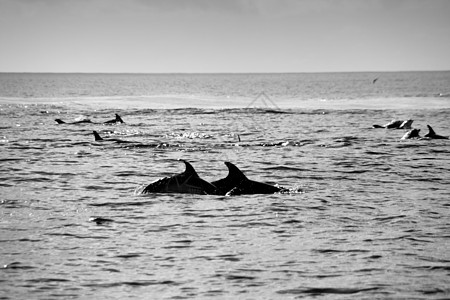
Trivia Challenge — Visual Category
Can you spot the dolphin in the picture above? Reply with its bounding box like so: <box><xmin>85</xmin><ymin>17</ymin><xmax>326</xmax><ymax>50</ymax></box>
<box><xmin>211</xmin><ymin>162</ymin><xmax>286</xmax><ymax>196</ymax></box>
<box><xmin>55</xmin><ymin>118</ymin><xmax>92</xmax><ymax>124</ymax></box>
<box><xmin>93</xmin><ymin>131</ymin><xmax>178</xmax><ymax>148</ymax></box>
<box><xmin>401</xmin><ymin>128</ymin><xmax>421</xmax><ymax>140</ymax></box>
<box><xmin>423</xmin><ymin>125</ymin><xmax>448</xmax><ymax>139</ymax></box>
<box><xmin>140</xmin><ymin>160</ymin><xmax>217</xmax><ymax>195</ymax></box>
<box><xmin>103</xmin><ymin>114</ymin><xmax>125</xmax><ymax>124</ymax></box>
<box><xmin>373</xmin><ymin>119</ymin><xmax>413</xmax><ymax>129</ymax></box>
<box><xmin>55</xmin><ymin>114</ymin><xmax>124</xmax><ymax>124</ymax></box>
<box><xmin>93</xmin><ymin>131</ymin><xmax>111</xmax><ymax>142</ymax></box>
<box><xmin>92</xmin><ymin>131</ymin><xmax>135</xmax><ymax>144</ymax></box>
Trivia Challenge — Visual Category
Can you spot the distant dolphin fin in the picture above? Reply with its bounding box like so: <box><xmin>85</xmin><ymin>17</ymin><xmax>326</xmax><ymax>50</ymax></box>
<box><xmin>115</xmin><ymin>114</ymin><xmax>124</xmax><ymax>123</ymax></box>
<box><xmin>93</xmin><ymin>131</ymin><xmax>103</xmax><ymax>141</ymax></box>
<box><xmin>55</xmin><ymin>119</ymin><xmax>66</xmax><ymax>124</ymax></box>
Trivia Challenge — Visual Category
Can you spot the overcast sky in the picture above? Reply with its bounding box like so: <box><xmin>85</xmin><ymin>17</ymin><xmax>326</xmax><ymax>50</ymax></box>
<box><xmin>1</xmin><ymin>0</ymin><xmax>449</xmax><ymax>73</ymax></box>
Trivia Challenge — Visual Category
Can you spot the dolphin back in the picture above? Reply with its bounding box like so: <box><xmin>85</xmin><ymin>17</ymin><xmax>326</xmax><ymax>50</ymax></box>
<box><xmin>140</xmin><ymin>177</ymin><xmax>173</xmax><ymax>194</ymax></box>
<box><xmin>212</xmin><ymin>162</ymin><xmax>285</xmax><ymax>196</ymax></box>
<box><xmin>226</xmin><ymin>179</ymin><xmax>283</xmax><ymax>196</ymax></box>
<box><xmin>424</xmin><ymin>125</ymin><xmax>448</xmax><ymax>139</ymax></box>
<box><xmin>104</xmin><ymin>114</ymin><xmax>125</xmax><ymax>124</ymax></box>
<box><xmin>211</xmin><ymin>162</ymin><xmax>247</xmax><ymax>195</ymax></box>
<box><xmin>140</xmin><ymin>160</ymin><xmax>217</xmax><ymax>195</ymax></box>
<box><xmin>140</xmin><ymin>174</ymin><xmax>216</xmax><ymax>195</ymax></box>
<box><xmin>385</xmin><ymin>120</ymin><xmax>404</xmax><ymax>129</ymax></box>
<box><xmin>401</xmin><ymin>129</ymin><xmax>421</xmax><ymax>140</ymax></box>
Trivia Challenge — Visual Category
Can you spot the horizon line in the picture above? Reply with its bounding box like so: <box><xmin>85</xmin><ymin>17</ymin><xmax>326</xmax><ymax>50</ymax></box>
<box><xmin>1</xmin><ymin>69</ymin><xmax>449</xmax><ymax>75</ymax></box>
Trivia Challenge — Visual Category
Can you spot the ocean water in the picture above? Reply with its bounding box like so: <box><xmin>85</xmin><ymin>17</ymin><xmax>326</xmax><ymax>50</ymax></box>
<box><xmin>0</xmin><ymin>72</ymin><xmax>449</xmax><ymax>299</ymax></box>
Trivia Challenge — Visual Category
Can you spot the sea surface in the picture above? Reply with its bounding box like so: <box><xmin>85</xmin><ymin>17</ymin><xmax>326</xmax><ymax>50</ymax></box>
<box><xmin>0</xmin><ymin>72</ymin><xmax>449</xmax><ymax>299</ymax></box>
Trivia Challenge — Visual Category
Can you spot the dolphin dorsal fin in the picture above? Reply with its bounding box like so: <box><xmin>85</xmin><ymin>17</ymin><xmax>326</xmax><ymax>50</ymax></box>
<box><xmin>55</xmin><ymin>119</ymin><xmax>65</xmax><ymax>124</ymax></box>
<box><xmin>427</xmin><ymin>125</ymin><xmax>436</xmax><ymax>136</ymax></box>
<box><xmin>180</xmin><ymin>160</ymin><xmax>199</xmax><ymax>178</ymax></box>
<box><xmin>93</xmin><ymin>131</ymin><xmax>103</xmax><ymax>141</ymax></box>
<box><xmin>224</xmin><ymin>162</ymin><xmax>248</xmax><ymax>181</ymax></box>
<box><xmin>115</xmin><ymin>114</ymin><xmax>124</xmax><ymax>123</ymax></box>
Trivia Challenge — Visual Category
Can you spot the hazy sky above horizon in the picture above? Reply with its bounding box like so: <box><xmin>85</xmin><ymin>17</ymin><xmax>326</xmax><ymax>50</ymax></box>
<box><xmin>1</xmin><ymin>0</ymin><xmax>449</xmax><ymax>73</ymax></box>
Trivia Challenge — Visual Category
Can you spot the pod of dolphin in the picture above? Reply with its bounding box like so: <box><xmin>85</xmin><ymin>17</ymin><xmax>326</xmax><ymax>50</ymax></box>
<box><xmin>372</xmin><ymin>119</ymin><xmax>448</xmax><ymax>140</ymax></box>
<box><xmin>55</xmin><ymin>113</ymin><xmax>124</xmax><ymax>125</ymax></box>
<box><xmin>136</xmin><ymin>159</ymin><xmax>288</xmax><ymax>196</ymax></box>
<box><xmin>55</xmin><ymin>114</ymin><xmax>448</xmax><ymax>196</ymax></box>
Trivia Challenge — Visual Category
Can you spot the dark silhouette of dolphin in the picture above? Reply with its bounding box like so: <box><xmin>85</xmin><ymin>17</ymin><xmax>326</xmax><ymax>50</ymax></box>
<box><xmin>55</xmin><ymin>118</ymin><xmax>92</xmax><ymax>124</ymax></box>
<box><xmin>424</xmin><ymin>125</ymin><xmax>448</xmax><ymax>139</ymax></box>
<box><xmin>92</xmin><ymin>131</ymin><xmax>135</xmax><ymax>144</ymax></box>
<box><xmin>373</xmin><ymin>119</ymin><xmax>413</xmax><ymax>129</ymax></box>
<box><xmin>140</xmin><ymin>160</ymin><xmax>217</xmax><ymax>195</ymax></box>
<box><xmin>89</xmin><ymin>217</ymin><xmax>114</xmax><ymax>225</ymax></box>
<box><xmin>55</xmin><ymin>114</ymin><xmax>124</xmax><ymax>124</ymax></box>
<box><xmin>401</xmin><ymin>128</ymin><xmax>421</xmax><ymax>140</ymax></box>
<box><xmin>104</xmin><ymin>114</ymin><xmax>124</xmax><ymax>124</ymax></box>
<box><xmin>93</xmin><ymin>131</ymin><xmax>104</xmax><ymax>141</ymax></box>
<box><xmin>211</xmin><ymin>162</ymin><xmax>286</xmax><ymax>196</ymax></box>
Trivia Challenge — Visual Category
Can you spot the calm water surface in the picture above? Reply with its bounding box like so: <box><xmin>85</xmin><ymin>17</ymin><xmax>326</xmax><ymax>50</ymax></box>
<box><xmin>0</xmin><ymin>72</ymin><xmax>449</xmax><ymax>299</ymax></box>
